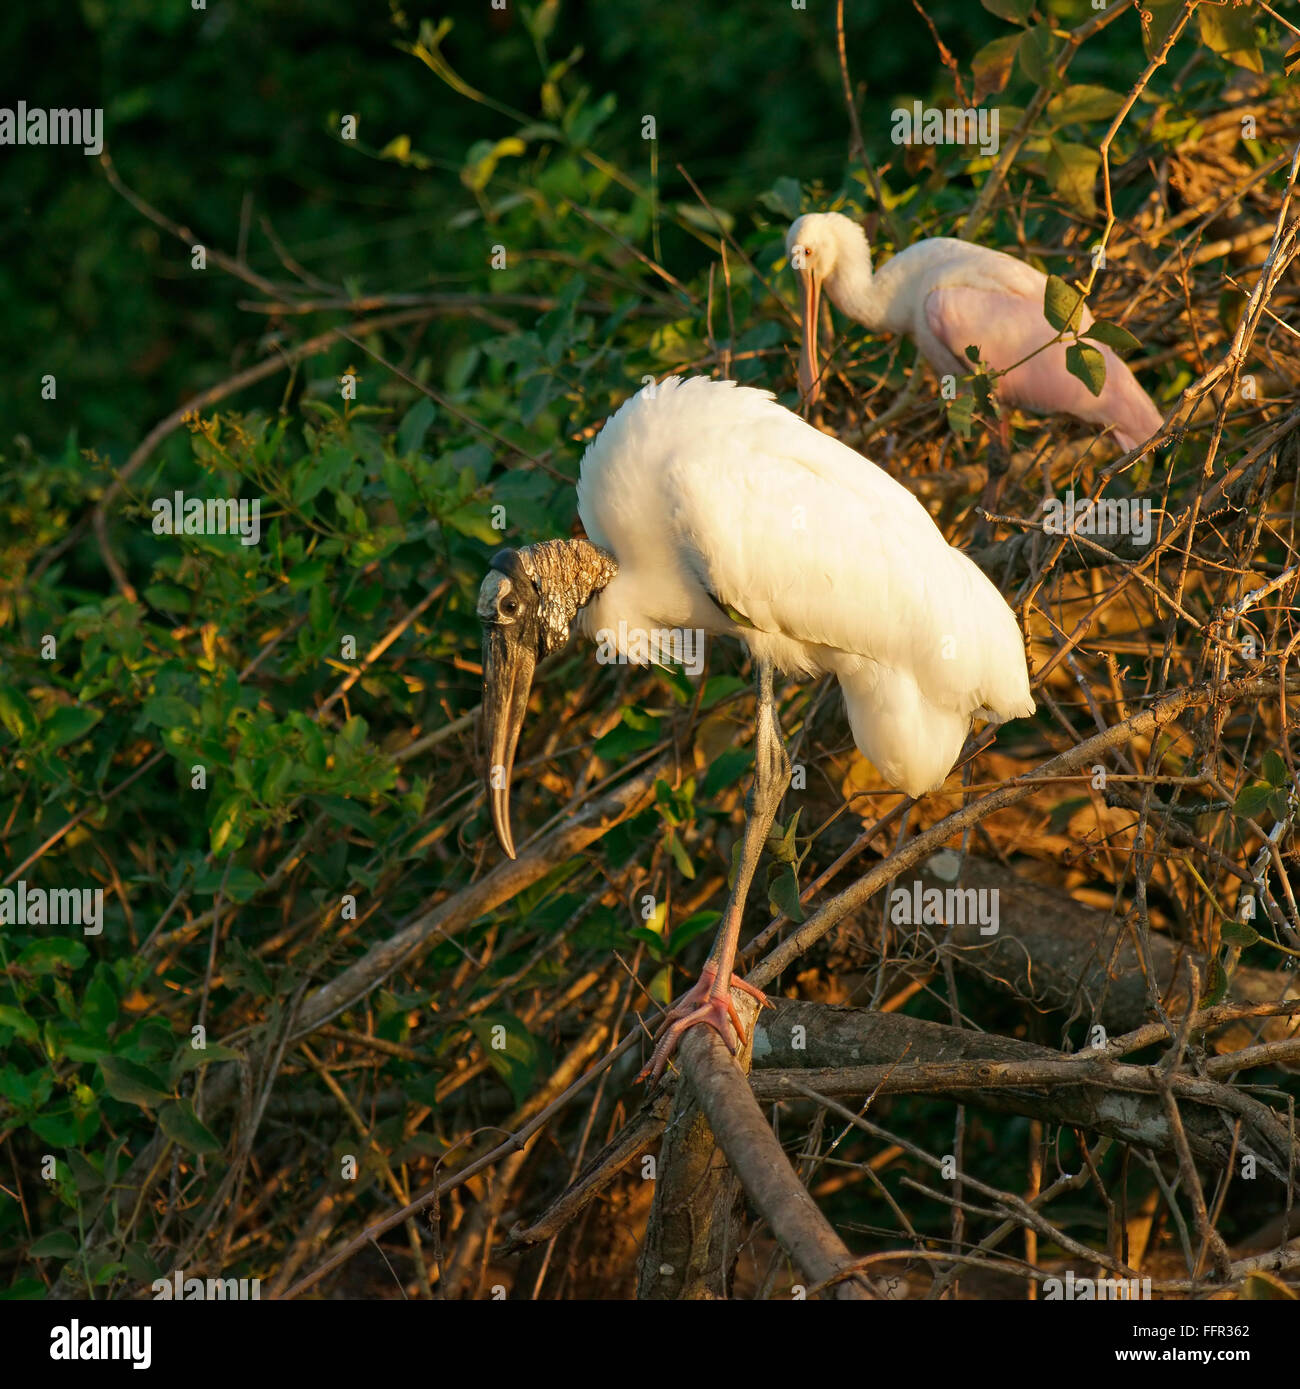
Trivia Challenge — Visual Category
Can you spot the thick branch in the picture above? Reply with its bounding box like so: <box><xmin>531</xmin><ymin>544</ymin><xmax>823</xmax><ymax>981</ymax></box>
<box><xmin>668</xmin><ymin>1026</ymin><xmax>873</xmax><ymax>1299</ymax></box>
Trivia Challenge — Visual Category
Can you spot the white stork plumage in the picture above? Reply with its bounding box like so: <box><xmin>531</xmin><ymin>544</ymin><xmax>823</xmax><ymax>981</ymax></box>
<box><xmin>477</xmin><ymin>375</ymin><xmax>1034</xmax><ymax>1077</ymax></box>
<box><xmin>786</xmin><ymin>211</ymin><xmax>1164</xmax><ymax>450</ymax></box>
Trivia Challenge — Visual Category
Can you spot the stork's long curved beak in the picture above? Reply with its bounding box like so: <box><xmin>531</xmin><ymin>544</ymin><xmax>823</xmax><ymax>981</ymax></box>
<box><xmin>481</xmin><ymin>622</ymin><xmax>537</xmax><ymax>860</ymax></box>
<box><xmin>797</xmin><ymin>265</ymin><xmax>823</xmax><ymax>410</ymax></box>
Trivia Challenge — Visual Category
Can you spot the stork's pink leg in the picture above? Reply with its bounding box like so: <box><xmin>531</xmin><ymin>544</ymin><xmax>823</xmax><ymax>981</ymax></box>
<box><xmin>639</xmin><ymin>656</ymin><xmax>788</xmax><ymax>1082</ymax></box>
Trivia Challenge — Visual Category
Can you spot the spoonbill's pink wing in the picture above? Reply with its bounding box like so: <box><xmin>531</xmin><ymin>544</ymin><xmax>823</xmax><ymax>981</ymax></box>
<box><xmin>924</xmin><ymin>285</ymin><xmax>1162</xmax><ymax>449</ymax></box>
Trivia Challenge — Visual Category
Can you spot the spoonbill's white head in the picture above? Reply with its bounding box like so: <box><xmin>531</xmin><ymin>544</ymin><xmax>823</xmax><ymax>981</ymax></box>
<box><xmin>785</xmin><ymin>212</ymin><xmax>872</xmax><ymax>408</ymax></box>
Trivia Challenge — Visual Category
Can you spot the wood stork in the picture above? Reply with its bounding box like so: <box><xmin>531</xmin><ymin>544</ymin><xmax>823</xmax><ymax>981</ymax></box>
<box><xmin>477</xmin><ymin>376</ymin><xmax>1034</xmax><ymax>1078</ymax></box>
<box><xmin>786</xmin><ymin>211</ymin><xmax>1163</xmax><ymax>449</ymax></box>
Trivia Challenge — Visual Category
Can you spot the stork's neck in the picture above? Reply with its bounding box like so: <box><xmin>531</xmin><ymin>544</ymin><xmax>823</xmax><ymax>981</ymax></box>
<box><xmin>517</xmin><ymin>538</ymin><xmax>618</xmax><ymax>655</ymax></box>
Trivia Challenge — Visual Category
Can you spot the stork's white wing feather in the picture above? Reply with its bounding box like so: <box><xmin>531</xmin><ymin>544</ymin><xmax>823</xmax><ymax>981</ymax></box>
<box><xmin>577</xmin><ymin>377</ymin><xmax>1032</xmax><ymax>723</ymax></box>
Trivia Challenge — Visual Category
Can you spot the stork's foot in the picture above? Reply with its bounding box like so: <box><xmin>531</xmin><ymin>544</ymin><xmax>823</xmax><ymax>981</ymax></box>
<box><xmin>637</xmin><ymin>966</ymin><xmax>772</xmax><ymax>1083</ymax></box>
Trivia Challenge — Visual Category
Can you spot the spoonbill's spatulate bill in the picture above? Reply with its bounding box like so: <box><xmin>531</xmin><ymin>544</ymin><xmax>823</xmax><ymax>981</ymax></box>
<box><xmin>787</xmin><ymin>211</ymin><xmax>1163</xmax><ymax>449</ymax></box>
<box><xmin>477</xmin><ymin>376</ymin><xmax>1034</xmax><ymax>1077</ymax></box>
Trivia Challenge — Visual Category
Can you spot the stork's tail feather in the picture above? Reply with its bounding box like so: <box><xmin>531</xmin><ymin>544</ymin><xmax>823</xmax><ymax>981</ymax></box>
<box><xmin>837</xmin><ymin>666</ymin><xmax>971</xmax><ymax>798</ymax></box>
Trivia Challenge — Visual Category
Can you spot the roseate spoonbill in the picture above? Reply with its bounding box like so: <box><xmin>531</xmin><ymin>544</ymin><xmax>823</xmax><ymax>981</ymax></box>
<box><xmin>786</xmin><ymin>211</ymin><xmax>1163</xmax><ymax>449</ymax></box>
<box><xmin>477</xmin><ymin>376</ymin><xmax>1034</xmax><ymax>1078</ymax></box>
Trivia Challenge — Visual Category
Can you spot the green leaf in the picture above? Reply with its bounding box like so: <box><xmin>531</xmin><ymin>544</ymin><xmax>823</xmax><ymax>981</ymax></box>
<box><xmin>945</xmin><ymin>393</ymin><xmax>975</xmax><ymax>440</ymax></box>
<box><xmin>81</xmin><ymin>967</ymin><xmax>118</xmax><ymax>1036</ymax></box>
<box><xmin>1261</xmin><ymin>750</ymin><xmax>1289</xmax><ymax>788</ymax></box>
<box><xmin>208</xmin><ymin>794</ymin><xmax>247</xmax><ymax>855</ymax></box>
<box><xmin>1233</xmin><ymin>782</ymin><xmax>1272</xmax><ymax>819</ymax></box>
<box><xmin>140</xmin><ymin>694</ymin><xmax>196</xmax><ymax>730</ymax></box>
<box><xmin>461</xmin><ymin>135</ymin><xmax>527</xmax><ymax>193</ymax></box>
<box><xmin>0</xmin><ymin>684</ymin><xmax>37</xmax><ymax>741</ymax></box>
<box><xmin>159</xmin><ymin>1099</ymin><xmax>221</xmax><ymax>1155</ymax></box>
<box><xmin>17</xmin><ymin>938</ymin><xmax>89</xmax><ymax>975</ymax></box>
<box><xmin>1046</xmin><ymin>142</ymin><xmax>1101</xmax><ymax>216</ymax></box>
<box><xmin>467</xmin><ymin>1014</ymin><xmax>538</xmax><ymax>1106</ymax></box>
<box><xmin>1198</xmin><ymin>959</ymin><xmax>1229</xmax><ymax>1008</ymax></box>
<box><xmin>594</xmin><ymin>707</ymin><xmax>664</xmax><ymax>760</ymax></box>
<box><xmin>1017</xmin><ymin>24</ymin><xmax>1060</xmax><ymax>87</ymax></box>
<box><xmin>766</xmin><ymin>809</ymin><xmax>802</xmax><ymax>867</ymax></box>
<box><xmin>29</xmin><ymin>1230</ymin><xmax>79</xmax><ymax>1259</ymax></box>
<box><xmin>647</xmin><ymin>965</ymin><xmax>673</xmax><ymax>1008</ymax></box>
<box><xmin>397</xmin><ymin>397</ymin><xmax>437</xmax><ymax>455</ymax></box>
<box><xmin>1046</xmin><ymin>84</ymin><xmax>1125</xmax><ymax>126</ymax></box>
<box><xmin>170</xmin><ymin>1042</ymin><xmax>243</xmax><ymax>1083</ymax></box>
<box><xmin>215</xmin><ymin>867</ymin><xmax>265</xmax><ymax>903</ymax></box>
<box><xmin>1220</xmin><ymin>921</ymin><xmax>1259</xmax><ymax>947</ymax></box>
<box><xmin>767</xmin><ymin>864</ymin><xmax>806</xmax><ymax>924</ymax></box>
<box><xmin>308</xmin><ymin>583</ymin><xmax>332</xmax><ymax>634</ymax></box>
<box><xmin>93</xmin><ymin>1260</ymin><xmax>127</xmax><ymax>1286</ymax></box>
<box><xmin>700</xmin><ymin>675</ymin><xmax>748</xmax><ymax>711</ymax></box>
<box><xmin>0</xmin><ymin>1063</ymin><xmax>52</xmax><ymax>1108</ymax></box>
<box><xmin>30</xmin><ymin>1108</ymin><xmax>93</xmax><ymax>1146</ymax></box>
<box><xmin>700</xmin><ymin>745</ymin><xmax>753</xmax><ymax>799</ymax></box>
<box><xmin>223</xmin><ymin>939</ymin><xmax>273</xmax><ymax>996</ymax></box>
<box><xmin>1065</xmin><ymin>342</ymin><xmax>1107</xmax><ymax>397</ymax></box>
<box><xmin>759</xmin><ymin>175</ymin><xmax>803</xmax><ymax>221</ymax></box>
<box><xmin>675</xmin><ymin>202</ymin><xmax>734</xmax><ymax>237</ymax></box>
<box><xmin>1042</xmin><ymin>278</ymin><xmax>1083</xmax><ymax>334</ymax></box>
<box><xmin>314</xmin><ymin>794</ymin><xmax>379</xmax><ymax>835</ymax></box>
<box><xmin>980</xmin><ymin>0</ymin><xmax>1033</xmax><ymax>22</ymax></box>
<box><xmin>66</xmin><ymin>1149</ymin><xmax>105</xmax><ymax>1195</ymax></box>
<box><xmin>664</xmin><ymin>829</ymin><xmax>696</xmax><ymax>881</ymax></box>
<box><xmin>628</xmin><ymin>926</ymin><xmax>666</xmax><ymax>959</ymax></box>
<box><xmin>124</xmin><ymin>1242</ymin><xmax>166</xmax><ymax>1285</ymax></box>
<box><xmin>1083</xmin><ymin>320</ymin><xmax>1141</xmax><ymax>356</ymax></box>
<box><xmin>667</xmin><ymin>911</ymin><xmax>720</xmax><ymax>958</ymax></box>
<box><xmin>42</xmin><ymin>705</ymin><xmax>103</xmax><ymax>750</ymax></box>
<box><xmin>971</xmin><ymin>33</ymin><xmax>1021</xmax><ymax>104</ymax></box>
<box><xmin>0</xmin><ymin>1006</ymin><xmax>39</xmax><ymax>1043</ymax></box>
<box><xmin>1141</xmin><ymin>0</ymin><xmax>1185</xmax><ymax>58</ymax></box>
<box><xmin>1242</xmin><ymin>1271</ymin><xmax>1298</xmax><ymax>1300</ymax></box>
<box><xmin>287</xmin><ymin>558</ymin><xmax>328</xmax><ymax>590</ymax></box>
<box><xmin>0</xmin><ymin>1278</ymin><xmax>47</xmax><ymax>1300</ymax></box>
<box><xmin>142</xmin><ymin>583</ymin><xmax>192</xmax><ymax>614</ymax></box>
<box><xmin>1197</xmin><ymin>4</ymin><xmax>1262</xmax><ymax>73</ymax></box>
<box><xmin>99</xmin><ymin>1056</ymin><xmax>172</xmax><ymax>1108</ymax></box>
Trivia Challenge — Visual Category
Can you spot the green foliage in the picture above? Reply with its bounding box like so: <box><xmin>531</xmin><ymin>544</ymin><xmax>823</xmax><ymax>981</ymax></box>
<box><xmin>1065</xmin><ymin>341</ymin><xmax>1107</xmax><ymax>396</ymax></box>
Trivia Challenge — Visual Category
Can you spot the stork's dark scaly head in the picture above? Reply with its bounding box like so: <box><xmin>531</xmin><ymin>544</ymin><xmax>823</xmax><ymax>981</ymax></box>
<box><xmin>477</xmin><ymin>539</ymin><xmax>618</xmax><ymax>859</ymax></box>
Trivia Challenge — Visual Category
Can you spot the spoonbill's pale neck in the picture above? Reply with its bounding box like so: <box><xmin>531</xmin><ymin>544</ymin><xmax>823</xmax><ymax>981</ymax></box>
<box><xmin>477</xmin><ymin>539</ymin><xmax>617</xmax><ymax>859</ymax></box>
